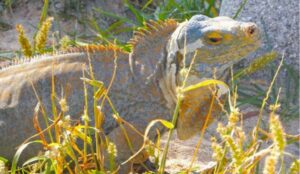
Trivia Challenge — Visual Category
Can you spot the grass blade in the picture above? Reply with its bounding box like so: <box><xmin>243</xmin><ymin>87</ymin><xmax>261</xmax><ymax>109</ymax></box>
<box><xmin>125</xmin><ymin>0</ymin><xmax>146</xmax><ymax>26</ymax></box>
<box><xmin>11</xmin><ymin>140</ymin><xmax>43</xmax><ymax>174</ymax></box>
<box><xmin>233</xmin><ymin>0</ymin><xmax>248</xmax><ymax>19</ymax></box>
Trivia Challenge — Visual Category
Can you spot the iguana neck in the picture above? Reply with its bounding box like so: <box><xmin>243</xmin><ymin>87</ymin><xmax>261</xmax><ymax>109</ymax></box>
<box><xmin>145</xmin><ymin>40</ymin><xmax>180</xmax><ymax>110</ymax></box>
<box><xmin>149</xmin><ymin>22</ymin><xmax>187</xmax><ymax>109</ymax></box>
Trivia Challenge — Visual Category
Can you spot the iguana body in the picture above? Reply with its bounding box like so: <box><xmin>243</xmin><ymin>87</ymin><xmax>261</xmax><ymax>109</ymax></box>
<box><xmin>0</xmin><ymin>15</ymin><xmax>260</xmax><ymax>172</ymax></box>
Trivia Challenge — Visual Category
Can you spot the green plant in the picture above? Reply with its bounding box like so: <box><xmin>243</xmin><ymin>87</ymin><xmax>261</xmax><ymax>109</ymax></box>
<box><xmin>88</xmin><ymin>0</ymin><xmax>220</xmax><ymax>50</ymax></box>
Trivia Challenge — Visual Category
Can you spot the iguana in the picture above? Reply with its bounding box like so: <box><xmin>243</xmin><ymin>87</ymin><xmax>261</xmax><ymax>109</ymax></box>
<box><xmin>0</xmin><ymin>15</ymin><xmax>260</xmax><ymax>172</ymax></box>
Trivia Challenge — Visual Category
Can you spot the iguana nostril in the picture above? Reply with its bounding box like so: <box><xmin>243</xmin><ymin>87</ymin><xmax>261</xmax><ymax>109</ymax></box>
<box><xmin>248</xmin><ymin>26</ymin><xmax>256</xmax><ymax>35</ymax></box>
<box><xmin>246</xmin><ymin>24</ymin><xmax>257</xmax><ymax>36</ymax></box>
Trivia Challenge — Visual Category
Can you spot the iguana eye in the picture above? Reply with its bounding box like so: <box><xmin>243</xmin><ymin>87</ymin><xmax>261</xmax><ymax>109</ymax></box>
<box><xmin>209</xmin><ymin>37</ymin><xmax>222</xmax><ymax>43</ymax></box>
<box><xmin>206</xmin><ymin>32</ymin><xmax>223</xmax><ymax>45</ymax></box>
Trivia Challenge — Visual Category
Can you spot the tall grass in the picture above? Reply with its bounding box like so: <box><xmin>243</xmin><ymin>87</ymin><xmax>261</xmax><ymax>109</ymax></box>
<box><xmin>5</xmin><ymin>46</ymin><xmax>299</xmax><ymax>174</ymax></box>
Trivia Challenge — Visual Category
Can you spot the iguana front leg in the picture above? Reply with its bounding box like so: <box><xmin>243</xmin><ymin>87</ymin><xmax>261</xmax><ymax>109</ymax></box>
<box><xmin>177</xmin><ymin>85</ymin><xmax>226</xmax><ymax>140</ymax></box>
<box><xmin>106</xmin><ymin>124</ymin><xmax>149</xmax><ymax>173</ymax></box>
<box><xmin>105</xmin><ymin>119</ymin><xmax>157</xmax><ymax>173</ymax></box>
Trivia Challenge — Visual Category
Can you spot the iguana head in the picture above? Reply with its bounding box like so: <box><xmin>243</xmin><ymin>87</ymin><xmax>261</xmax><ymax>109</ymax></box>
<box><xmin>161</xmin><ymin>14</ymin><xmax>261</xmax><ymax>106</ymax></box>
<box><xmin>158</xmin><ymin>15</ymin><xmax>261</xmax><ymax>139</ymax></box>
<box><xmin>172</xmin><ymin>15</ymin><xmax>260</xmax><ymax>64</ymax></box>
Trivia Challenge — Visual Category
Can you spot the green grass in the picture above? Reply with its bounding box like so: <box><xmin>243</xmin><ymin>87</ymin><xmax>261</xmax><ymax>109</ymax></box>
<box><xmin>49</xmin><ymin>0</ymin><xmax>220</xmax><ymax>50</ymax></box>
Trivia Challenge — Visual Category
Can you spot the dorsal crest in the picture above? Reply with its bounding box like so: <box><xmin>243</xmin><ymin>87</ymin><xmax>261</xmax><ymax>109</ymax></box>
<box><xmin>66</xmin><ymin>44</ymin><xmax>127</xmax><ymax>54</ymax></box>
<box><xmin>0</xmin><ymin>44</ymin><xmax>127</xmax><ymax>71</ymax></box>
<box><xmin>128</xmin><ymin>19</ymin><xmax>178</xmax><ymax>47</ymax></box>
<box><xmin>128</xmin><ymin>19</ymin><xmax>178</xmax><ymax>80</ymax></box>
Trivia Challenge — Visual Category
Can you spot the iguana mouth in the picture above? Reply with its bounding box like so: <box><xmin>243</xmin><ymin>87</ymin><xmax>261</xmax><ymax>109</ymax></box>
<box><xmin>178</xmin><ymin>42</ymin><xmax>260</xmax><ymax>87</ymax></box>
<box><xmin>180</xmin><ymin>36</ymin><xmax>260</xmax><ymax>73</ymax></box>
<box><xmin>196</xmin><ymin>37</ymin><xmax>260</xmax><ymax>63</ymax></box>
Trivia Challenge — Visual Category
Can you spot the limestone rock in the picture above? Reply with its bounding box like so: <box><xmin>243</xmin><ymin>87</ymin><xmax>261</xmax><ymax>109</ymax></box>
<box><xmin>220</xmin><ymin>0</ymin><xmax>299</xmax><ymax>97</ymax></box>
<box><xmin>221</xmin><ymin>0</ymin><xmax>299</xmax><ymax>65</ymax></box>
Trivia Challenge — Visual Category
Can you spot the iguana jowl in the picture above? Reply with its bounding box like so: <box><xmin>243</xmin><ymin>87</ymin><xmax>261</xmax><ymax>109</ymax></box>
<box><xmin>0</xmin><ymin>15</ymin><xmax>260</xmax><ymax>169</ymax></box>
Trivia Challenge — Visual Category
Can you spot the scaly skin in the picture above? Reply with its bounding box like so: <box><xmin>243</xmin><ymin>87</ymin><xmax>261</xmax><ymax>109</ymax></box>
<box><xmin>0</xmin><ymin>15</ymin><xmax>260</xmax><ymax>172</ymax></box>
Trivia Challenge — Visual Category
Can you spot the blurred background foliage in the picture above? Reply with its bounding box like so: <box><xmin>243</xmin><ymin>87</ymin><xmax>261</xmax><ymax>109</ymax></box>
<box><xmin>0</xmin><ymin>0</ymin><xmax>221</xmax><ymax>48</ymax></box>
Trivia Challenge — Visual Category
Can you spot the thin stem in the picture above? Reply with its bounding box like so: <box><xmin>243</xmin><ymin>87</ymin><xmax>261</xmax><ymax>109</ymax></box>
<box><xmin>187</xmin><ymin>92</ymin><xmax>217</xmax><ymax>172</ymax></box>
<box><xmin>254</xmin><ymin>53</ymin><xmax>284</xmax><ymax>140</ymax></box>
<box><xmin>158</xmin><ymin>98</ymin><xmax>181</xmax><ymax>173</ymax></box>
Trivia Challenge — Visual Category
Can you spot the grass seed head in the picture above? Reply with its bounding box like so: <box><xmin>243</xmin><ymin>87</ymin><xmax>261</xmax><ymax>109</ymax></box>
<box><xmin>235</xmin><ymin>127</ymin><xmax>246</xmax><ymax>145</ymax></box>
<box><xmin>35</xmin><ymin>17</ymin><xmax>53</xmax><ymax>54</ymax></box>
<box><xmin>58</xmin><ymin>115</ymin><xmax>71</xmax><ymax>128</ymax></box>
<box><xmin>107</xmin><ymin>142</ymin><xmax>118</xmax><ymax>158</ymax></box>
<box><xmin>59</xmin><ymin>35</ymin><xmax>72</xmax><ymax>50</ymax></box>
<box><xmin>245</xmin><ymin>51</ymin><xmax>277</xmax><ymax>75</ymax></box>
<box><xmin>224</xmin><ymin>135</ymin><xmax>243</xmax><ymax>167</ymax></box>
<box><xmin>81</xmin><ymin>114</ymin><xmax>90</xmax><ymax>122</ymax></box>
<box><xmin>269</xmin><ymin>114</ymin><xmax>286</xmax><ymax>153</ymax></box>
<box><xmin>217</xmin><ymin>122</ymin><xmax>227</xmax><ymax>136</ymax></box>
<box><xmin>263</xmin><ymin>152</ymin><xmax>279</xmax><ymax>174</ymax></box>
<box><xmin>269</xmin><ymin>103</ymin><xmax>281</xmax><ymax>112</ymax></box>
<box><xmin>59</xmin><ymin>98</ymin><xmax>69</xmax><ymax>112</ymax></box>
<box><xmin>211</xmin><ymin>137</ymin><xmax>224</xmax><ymax>161</ymax></box>
<box><xmin>289</xmin><ymin>159</ymin><xmax>300</xmax><ymax>174</ymax></box>
<box><xmin>16</xmin><ymin>24</ymin><xmax>33</xmax><ymax>57</ymax></box>
<box><xmin>228</xmin><ymin>108</ymin><xmax>240</xmax><ymax>127</ymax></box>
<box><xmin>45</xmin><ymin>144</ymin><xmax>61</xmax><ymax>160</ymax></box>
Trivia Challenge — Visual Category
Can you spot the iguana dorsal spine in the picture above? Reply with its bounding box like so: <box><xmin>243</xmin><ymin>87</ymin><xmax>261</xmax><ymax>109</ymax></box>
<box><xmin>129</xmin><ymin>19</ymin><xmax>178</xmax><ymax>81</ymax></box>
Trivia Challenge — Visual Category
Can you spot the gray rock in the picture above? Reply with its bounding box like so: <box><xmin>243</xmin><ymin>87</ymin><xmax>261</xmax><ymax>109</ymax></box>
<box><xmin>221</xmin><ymin>0</ymin><xmax>299</xmax><ymax>65</ymax></box>
<box><xmin>220</xmin><ymin>0</ymin><xmax>299</xmax><ymax>99</ymax></box>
